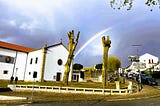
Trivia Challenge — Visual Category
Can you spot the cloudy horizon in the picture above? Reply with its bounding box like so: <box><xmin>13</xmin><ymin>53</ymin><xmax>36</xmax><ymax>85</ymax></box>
<box><xmin>1</xmin><ymin>0</ymin><xmax>160</xmax><ymax>67</ymax></box>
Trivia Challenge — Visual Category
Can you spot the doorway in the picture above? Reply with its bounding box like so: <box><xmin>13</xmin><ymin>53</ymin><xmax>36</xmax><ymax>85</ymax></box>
<box><xmin>56</xmin><ymin>72</ymin><xmax>61</xmax><ymax>81</ymax></box>
<box><xmin>72</xmin><ymin>74</ymin><xmax>79</xmax><ymax>82</ymax></box>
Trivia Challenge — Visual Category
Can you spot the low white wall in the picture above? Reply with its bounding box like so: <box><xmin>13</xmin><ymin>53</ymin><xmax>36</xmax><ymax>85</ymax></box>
<box><xmin>8</xmin><ymin>84</ymin><xmax>132</xmax><ymax>95</ymax></box>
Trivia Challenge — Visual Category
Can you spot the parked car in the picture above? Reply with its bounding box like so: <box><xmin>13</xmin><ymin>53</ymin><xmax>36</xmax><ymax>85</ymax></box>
<box><xmin>145</xmin><ymin>77</ymin><xmax>158</xmax><ymax>86</ymax></box>
<box><xmin>140</xmin><ymin>74</ymin><xmax>148</xmax><ymax>79</ymax></box>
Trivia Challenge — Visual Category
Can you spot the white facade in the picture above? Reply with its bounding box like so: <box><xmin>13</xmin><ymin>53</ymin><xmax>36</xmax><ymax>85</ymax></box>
<box><xmin>13</xmin><ymin>52</ymin><xmax>28</xmax><ymax>80</ymax></box>
<box><xmin>72</xmin><ymin>69</ymin><xmax>84</xmax><ymax>82</ymax></box>
<box><xmin>126</xmin><ymin>53</ymin><xmax>159</xmax><ymax>74</ymax></box>
<box><xmin>44</xmin><ymin>44</ymin><xmax>70</xmax><ymax>81</ymax></box>
<box><xmin>0</xmin><ymin>41</ymin><xmax>71</xmax><ymax>82</ymax></box>
<box><xmin>24</xmin><ymin>49</ymin><xmax>43</xmax><ymax>81</ymax></box>
<box><xmin>139</xmin><ymin>53</ymin><xmax>158</xmax><ymax>68</ymax></box>
<box><xmin>0</xmin><ymin>48</ymin><xmax>28</xmax><ymax>80</ymax></box>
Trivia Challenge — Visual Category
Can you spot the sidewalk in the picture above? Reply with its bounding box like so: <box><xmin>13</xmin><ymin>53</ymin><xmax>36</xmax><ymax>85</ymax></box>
<box><xmin>0</xmin><ymin>95</ymin><xmax>26</xmax><ymax>100</ymax></box>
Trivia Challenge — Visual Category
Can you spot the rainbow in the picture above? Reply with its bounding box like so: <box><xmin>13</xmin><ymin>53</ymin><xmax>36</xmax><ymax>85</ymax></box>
<box><xmin>74</xmin><ymin>27</ymin><xmax>113</xmax><ymax>58</ymax></box>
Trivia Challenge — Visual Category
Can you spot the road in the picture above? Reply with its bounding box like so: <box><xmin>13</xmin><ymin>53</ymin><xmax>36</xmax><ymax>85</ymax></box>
<box><xmin>11</xmin><ymin>96</ymin><xmax>160</xmax><ymax>106</ymax></box>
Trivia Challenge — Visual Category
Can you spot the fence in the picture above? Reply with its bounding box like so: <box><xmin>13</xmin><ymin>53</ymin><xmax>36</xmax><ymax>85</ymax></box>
<box><xmin>8</xmin><ymin>84</ymin><xmax>132</xmax><ymax>95</ymax></box>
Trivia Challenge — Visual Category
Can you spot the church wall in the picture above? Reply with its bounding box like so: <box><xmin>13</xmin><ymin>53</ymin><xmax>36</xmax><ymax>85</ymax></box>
<box><xmin>0</xmin><ymin>42</ymin><xmax>71</xmax><ymax>82</ymax></box>
<box><xmin>0</xmin><ymin>48</ymin><xmax>27</xmax><ymax>80</ymax></box>
<box><xmin>24</xmin><ymin>49</ymin><xmax>43</xmax><ymax>81</ymax></box>
<box><xmin>44</xmin><ymin>45</ymin><xmax>69</xmax><ymax>81</ymax></box>
<box><xmin>14</xmin><ymin>52</ymin><xmax>28</xmax><ymax>80</ymax></box>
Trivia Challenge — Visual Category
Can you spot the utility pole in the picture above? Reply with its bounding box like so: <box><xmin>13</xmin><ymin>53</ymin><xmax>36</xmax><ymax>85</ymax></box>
<box><xmin>132</xmin><ymin>44</ymin><xmax>142</xmax><ymax>91</ymax></box>
<box><xmin>132</xmin><ymin>45</ymin><xmax>142</xmax><ymax>58</ymax></box>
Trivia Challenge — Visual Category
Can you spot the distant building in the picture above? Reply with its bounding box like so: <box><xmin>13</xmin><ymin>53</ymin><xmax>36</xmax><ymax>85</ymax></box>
<box><xmin>139</xmin><ymin>53</ymin><xmax>158</xmax><ymax>69</ymax></box>
<box><xmin>152</xmin><ymin>63</ymin><xmax>160</xmax><ymax>71</ymax></box>
<box><xmin>0</xmin><ymin>41</ymin><xmax>71</xmax><ymax>82</ymax></box>
<box><xmin>72</xmin><ymin>69</ymin><xmax>85</xmax><ymax>82</ymax></box>
<box><xmin>125</xmin><ymin>53</ymin><xmax>159</xmax><ymax>74</ymax></box>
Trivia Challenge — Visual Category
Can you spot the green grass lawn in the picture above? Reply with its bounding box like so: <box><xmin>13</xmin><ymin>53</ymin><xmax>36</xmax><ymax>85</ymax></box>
<box><xmin>1</xmin><ymin>80</ymin><xmax>129</xmax><ymax>89</ymax></box>
<box><xmin>0</xmin><ymin>80</ymin><xmax>10</xmax><ymax>88</ymax></box>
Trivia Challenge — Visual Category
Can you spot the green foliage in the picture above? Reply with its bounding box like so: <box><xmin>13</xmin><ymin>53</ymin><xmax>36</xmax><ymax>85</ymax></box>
<box><xmin>110</xmin><ymin>0</ymin><xmax>133</xmax><ymax>10</ymax></box>
<box><xmin>95</xmin><ymin>64</ymin><xmax>102</xmax><ymax>69</ymax></box>
<box><xmin>110</xmin><ymin>0</ymin><xmax>160</xmax><ymax>11</ymax></box>
<box><xmin>141</xmin><ymin>70</ymin><xmax>152</xmax><ymax>76</ymax></box>
<box><xmin>145</xmin><ymin>0</ymin><xmax>160</xmax><ymax>11</ymax></box>
<box><xmin>83</xmin><ymin>66</ymin><xmax>94</xmax><ymax>71</ymax></box>
<box><xmin>94</xmin><ymin>56</ymin><xmax>121</xmax><ymax>72</ymax></box>
<box><xmin>108</xmin><ymin>56</ymin><xmax>121</xmax><ymax>72</ymax></box>
<box><xmin>73</xmin><ymin>63</ymin><xmax>83</xmax><ymax>70</ymax></box>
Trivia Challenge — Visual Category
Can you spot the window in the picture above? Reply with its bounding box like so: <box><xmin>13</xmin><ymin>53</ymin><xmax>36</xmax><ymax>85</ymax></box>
<box><xmin>149</xmin><ymin>59</ymin><xmax>151</xmax><ymax>64</ymax></box>
<box><xmin>3</xmin><ymin>70</ymin><xmax>8</xmax><ymax>74</ymax></box>
<box><xmin>72</xmin><ymin>74</ymin><xmax>79</xmax><ymax>82</ymax></box>
<box><xmin>30</xmin><ymin>58</ymin><xmax>33</xmax><ymax>64</ymax></box>
<box><xmin>57</xmin><ymin>59</ymin><xmax>63</xmax><ymax>66</ymax></box>
<box><xmin>35</xmin><ymin>57</ymin><xmax>38</xmax><ymax>64</ymax></box>
<box><xmin>29</xmin><ymin>72</ymin><xmax>31</xmax><ymax>75</ymax></box>
<box><xmin>152</xmin><ymin>59</ymin><xmax>154</xmax><ymax>63</ymax></box>
<box><xmin>80</xmin><ymin>71</ymin><xmax>84</xmax><ymax>79</ymax></box>
<box><xmin>73</xmin><ymin>75</ymin><xmax>77</xmax><ymax>80</ymax></box>
<box><xmin>33</xmin><ymin>71</ymin><xmax>37</xmax><ymax>78</ymax></box>
<box><xmin>53</xmin><ymin>75</ymin><xmax>56</xmax><ymax>80</ymax></box>
<box><xmin>5</xmin><ymin>56</ymin><xmax>11</xmax><ymax>63</ymax></box>
<box><xmin>0</xmin><ymin>55</ymin><xmax>14</xmax><ymax>64</ymax></box>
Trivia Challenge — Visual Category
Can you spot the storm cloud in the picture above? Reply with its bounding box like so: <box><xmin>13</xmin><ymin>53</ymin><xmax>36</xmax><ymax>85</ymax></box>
<box><xmin>0</xmin><ymin>0</ymin><xmax>160</xmax><ymax>67</ymax></box>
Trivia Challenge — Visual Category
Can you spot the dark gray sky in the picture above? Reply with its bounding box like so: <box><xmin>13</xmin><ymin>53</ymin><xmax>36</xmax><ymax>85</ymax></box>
<box><xmin>0</xmin><ymin>0</ymin><xmax>160</xmax><ymax>67</ymax></box>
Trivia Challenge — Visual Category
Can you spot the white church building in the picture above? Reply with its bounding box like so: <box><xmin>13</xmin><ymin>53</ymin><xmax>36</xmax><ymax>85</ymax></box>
<box><xmin>0</xmin><ymin>41</ymin><xmax>71</xmax><ymax>82</ymax></box>
<box><xmin>125</xmin><ymin>53</ymin><xmax>159</xmax><ymax>74</ymax></box>
<box><xmin>139</xmin><ymin>53</ymin><xmax>158</xmax><ymax>69</ymax></box>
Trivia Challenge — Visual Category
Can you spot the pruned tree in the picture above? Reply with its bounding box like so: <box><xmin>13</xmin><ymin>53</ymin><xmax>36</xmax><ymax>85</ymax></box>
<box><xmin>63</xmin><ymin>30</ymin><xmax>80</xmax><ymax>85</ymax></box>
<box><xmin>110</xmin><ymin>0</ymin><xmax>160</xmax><ymax>11</ymax></box>
<box><xmin>102</xmin><ymin>36</ymin><xmax>111</xmax><ymax>87</ymax></box>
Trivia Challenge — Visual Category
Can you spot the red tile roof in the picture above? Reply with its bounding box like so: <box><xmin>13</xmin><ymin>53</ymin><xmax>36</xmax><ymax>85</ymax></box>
<box><xmin>0</xmin><ymin>41</ymin><xmax>35</xmax><ymax>52</ymax></box>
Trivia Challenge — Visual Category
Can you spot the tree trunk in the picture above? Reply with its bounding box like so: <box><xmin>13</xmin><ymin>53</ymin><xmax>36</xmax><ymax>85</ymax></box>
<box><xmin>102</xmin><ymin>36</ymin><xmax>111</xmax><ymax>88</ymax></box>
<box><xmin>63</xmin><ymin>64</ymin><xmax>70</xmax><ymax>85</ymax></box>
<box><xmin>102</xmin><ymin>47</ymin><xmax>109</xmax><ymax>87</ymax></box>
<box><xmin>62</xmin><ymin>30</ymin><xmax>80</xmax><ymax>85</ymax></box>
